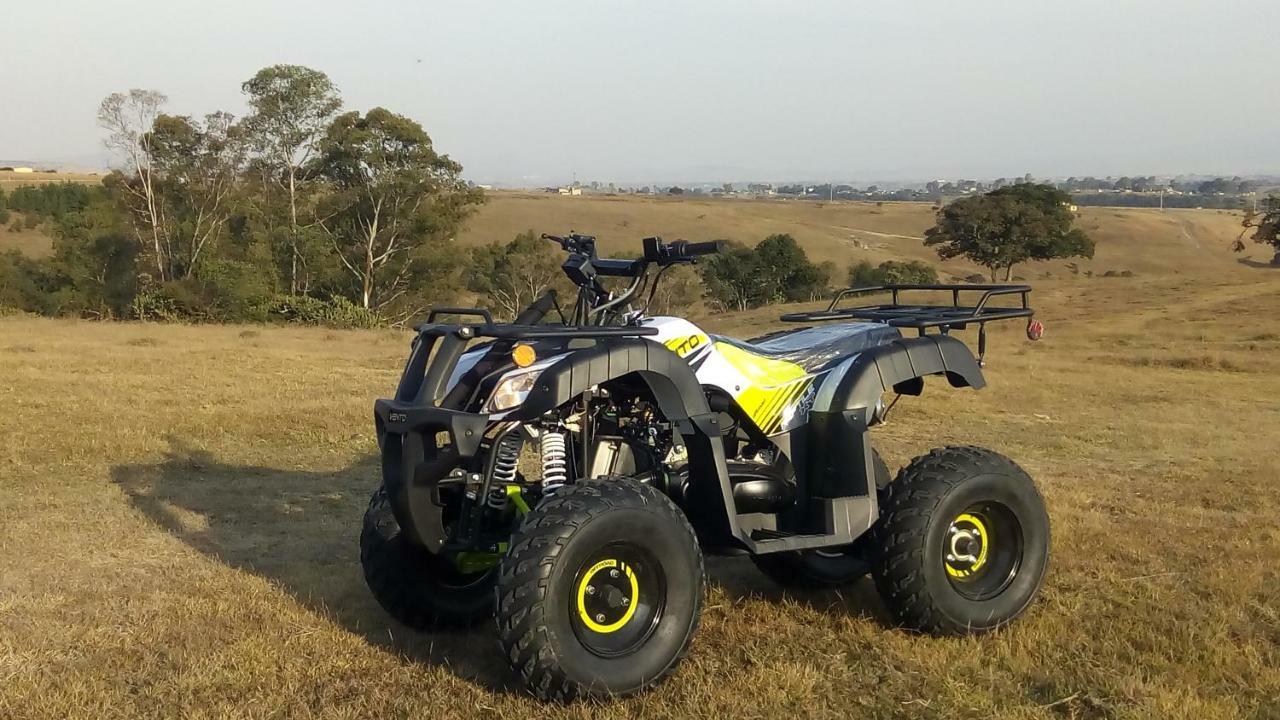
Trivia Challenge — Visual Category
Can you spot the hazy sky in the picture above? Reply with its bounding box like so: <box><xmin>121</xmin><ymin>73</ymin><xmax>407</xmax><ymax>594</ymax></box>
<box><xmin>2</xmin><ymin>1</ymin><xmax>1277</xmax><ymax>184</ymax></box>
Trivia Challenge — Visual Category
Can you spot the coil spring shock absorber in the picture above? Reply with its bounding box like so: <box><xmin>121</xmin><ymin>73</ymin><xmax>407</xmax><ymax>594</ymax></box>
<box><xmin>487</xmin><ymin>433</ymin><xmax>522</xmax><ymax>510</ymax></box>
<box><xmin>539</xmin><ymin>430</ymin><xmax>569</xmax><ymax>495</ymax></box>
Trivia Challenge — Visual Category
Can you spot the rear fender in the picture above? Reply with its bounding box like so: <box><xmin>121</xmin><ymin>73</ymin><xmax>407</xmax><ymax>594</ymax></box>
<box><xmin>801</xmin><ymin>335</ymin><xmax>986</xmax><ymax>498</ymax></box>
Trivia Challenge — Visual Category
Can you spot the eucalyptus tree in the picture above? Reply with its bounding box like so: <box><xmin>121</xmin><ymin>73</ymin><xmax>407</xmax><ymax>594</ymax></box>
<box><xmin>317</xmin><ymin>108</ymin><xmax>482</xmax><ymax>315</ymax></box>
<box><xmin>147</xmin><ymin>111</ymin><xmax>249</xmax><ymax>278</ymax></box>
<box><xmin>241</xmin><ymin>65</ymin><xmax>342</xmax><ymax>293</ymax></box>
<box><xmin>98</xmin><ymin>89</ymin><xmax>168</xmax><ymax>281</ymax></box>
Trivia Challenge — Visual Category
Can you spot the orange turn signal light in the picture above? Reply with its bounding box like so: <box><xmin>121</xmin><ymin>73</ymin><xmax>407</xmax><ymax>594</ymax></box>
<box><xmin>512</xmin><ymin>343</ymin><xmax>537</xmax><ymax>368</ymax></box>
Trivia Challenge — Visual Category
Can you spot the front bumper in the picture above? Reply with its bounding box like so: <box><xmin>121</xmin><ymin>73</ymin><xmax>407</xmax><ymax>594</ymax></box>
<box><xmin>374</xmin><ymin>398</ymin><xmax>490</xmax><ymax>553</ymax></box>
<box><xmin>374</xmin><ymin>315</ymin><xmax>661</xmax><ymax>553</ymax></box>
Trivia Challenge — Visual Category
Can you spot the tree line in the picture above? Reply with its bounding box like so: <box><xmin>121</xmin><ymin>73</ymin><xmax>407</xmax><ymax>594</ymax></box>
<box><xmin>1</xmin><ymin>66</ymin><xmax>486</xmax><ymax>324</ymax></box>
<box><xmin>1</xmin><ymin>180</ymin><xmax>1099</xmax><ymax>323</ymax></box>
<box><xmin>0</xmin><ymin>65</ymin><xmax>1102</xmax><ymax>325</ymax></box>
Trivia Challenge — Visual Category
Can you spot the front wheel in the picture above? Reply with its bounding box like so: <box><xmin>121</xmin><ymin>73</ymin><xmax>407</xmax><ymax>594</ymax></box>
<box><xmin>495</xmin><ymin>479</ymin><xmax>704</xmax><ymax>701</ymax></box>
<box><xmin>872</xmin><ymin>446</ymin><xmax>1049</xmax><ymax>635</ymax></box>
<box><xmin>360</xmin><ymin>486</ymin><xmax>496</xmax><ymax>628</ymax></box>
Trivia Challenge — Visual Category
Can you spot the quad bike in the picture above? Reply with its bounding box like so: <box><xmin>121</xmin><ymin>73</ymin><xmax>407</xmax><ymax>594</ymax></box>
<box><xmin>362</xmin><ymin>233</ymin><xmax>1050</xmax><ymax>700</ymax></box>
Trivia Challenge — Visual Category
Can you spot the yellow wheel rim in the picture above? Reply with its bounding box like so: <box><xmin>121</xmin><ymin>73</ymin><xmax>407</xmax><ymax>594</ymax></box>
<box><xmin>945</xmin><ymin>512</ymin><xmax>991</xmax><ymax>579</ymax></box>
<box><xmin>576</xmin><ymin>559</ymin><xmax>639</xmax><ymax>633</ymax></box>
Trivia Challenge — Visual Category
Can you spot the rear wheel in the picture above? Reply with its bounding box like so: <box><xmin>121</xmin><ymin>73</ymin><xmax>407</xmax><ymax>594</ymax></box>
<box><xmin>360</xmin><ymin>486</ymin><xmax>495</xmax><ymax>628</ymax></box>
<box><xmin>871</xmin><ymin>446</ymin><xmax>1050</xmax><ymax>634</ymax></box>
<box><xmin>496</xmin><ymin>479</ymin><xmax>703</xmax><ymax>700</ymax></box>
<box><xmin>751</xmin><ymin>448</ymin><xmax>892</xmax><ymax>588</ymax></box>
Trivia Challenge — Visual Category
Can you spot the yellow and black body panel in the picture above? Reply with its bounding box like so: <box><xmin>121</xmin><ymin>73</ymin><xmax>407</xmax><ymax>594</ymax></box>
<box><xmin>709</xmin><ymin>342</ymin><xmax>813</xmax><ymax>435</ymax></box>
<box><xmin>652</xmin><ymin>318</ymin><xmax>823</xmax><ymax>437</ymax></box>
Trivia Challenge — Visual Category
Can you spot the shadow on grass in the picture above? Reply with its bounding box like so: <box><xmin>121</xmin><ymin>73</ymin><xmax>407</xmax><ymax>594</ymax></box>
<box><xmin>112</xmin><ymin>437</ymin><xmax>889</xmax><ymax>693</ymax></box>
<box><xmin>111</xmin><ymin>437</ymin><xmax>521</xmax><ymax>692</ymax></box>
<box><xmin>1236</xmin><ymin>256</ymin><xmax>1280</xmax><ymax>269</ymax></box>
<box><xmin>704</xmin><ymin>555</ymin><xmax>891</xmax><ymax>626</ymax></box>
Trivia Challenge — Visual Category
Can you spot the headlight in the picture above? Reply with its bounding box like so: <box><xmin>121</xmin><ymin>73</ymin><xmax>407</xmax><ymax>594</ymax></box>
<box><xmin>485</xmin><ymin>368</ymin><xmax>542</xmax><ymax>412</ymax></box>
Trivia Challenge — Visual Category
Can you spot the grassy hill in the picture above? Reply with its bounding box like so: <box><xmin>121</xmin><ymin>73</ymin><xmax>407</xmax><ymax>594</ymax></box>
<box><xmin>459</xmin><ymin>192</ymin><xmax>1256</xmax><ymax>280</ymax></box>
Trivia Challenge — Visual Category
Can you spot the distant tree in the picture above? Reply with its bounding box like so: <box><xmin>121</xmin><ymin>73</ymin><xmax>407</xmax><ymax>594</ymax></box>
<box><xmin>467</xmin><ymin>230</ymin><xmax>564</xmax><ymax>320</ymax></box>
<box><xmin>1235</xmin><ymin>196</ymin><xmax>1280</xmax><ymax>265</ymax></box>
<box><xmin>848</xmin><ymin>260</ymin><xmax>880</xmax><ymax>287</ymax></box>
<box><xmin>848</xmin><ymin>259</ymin><xmax>938</xmax><ymax>287</ymax></box>
<box><xmin>1197</xmin><ymin>177</ymin><xmax>1234</xmax><ymax>195</ymax></box>
<box><xmin>0</xmin><ymin>250</ymin><xmax>50</xmax><ymax>313</ymax></box>
<box><xmin>924</xmin><ymin>183</ymin><xmax>1093</xmax><ymax>280</ymax></box>
<box><xmin>45</xmin><ymin>193</ymin><xmax>139</xmax><ymax>317</ymax></box>
<box><xmin>811</xmin><ymin>260</ymin><xmax>837</xmax><ymax>300</ymax></box>
<box><xmin>647</xmin><ymin>262</ymin><xmax>703</xmax><ymax>313</ymax></box>
<box><xmin>98</xmin><ymin>89</ymin><xmax>168</xmax><ymax>280</ymax></box>
<box><xmin>7</xmin><ymin>183</ymin><xmax>94</xmax><ymax>219</ymax></box>
<box><xmin>753</xmin><ymin>233</ymin><xmax>829</xmax><ymax>302</ymax></box>
<box><xmin>699</xmin><ymin>234</ymin><xmax>829</xmax><ymax>310</ymax></box>
<box><xmin>668</xmin><ymin>186</ymin><xmax>685</xmax><ymax>195</ymax></box>
<box><xmin>316</xmin><ymin>108</ymin><xmax>482</xmax><ymax>313</ymax></box>
<box><xmin>145</xmin><ymin>111</ymin><xmax>248</xmax><ymax>278</ymax></box>
<box><xmin>241</xmin><ymin>65</ymin><xmax>343</xmax><ymax>294</ymax></box>
<box><xmin>699</xmin><ymin>242</ymin><xmax>769</xmax><ymax>311</ymax></box>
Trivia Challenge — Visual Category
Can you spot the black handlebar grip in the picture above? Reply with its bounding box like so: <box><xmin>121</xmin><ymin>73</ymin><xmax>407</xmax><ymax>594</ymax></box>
<box><xmin>513</xmin><ymin>288</ymin><xmax>558</xmax><ymax>325</ymax></box>
<box><xmin>673</xmin><ymin>240</ymin><xmax>723</xmax><ymax>258</ymax></box>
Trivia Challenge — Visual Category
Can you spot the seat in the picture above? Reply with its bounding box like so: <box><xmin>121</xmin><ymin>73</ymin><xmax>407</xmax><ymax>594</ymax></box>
<box><xmin>715</xmin><ymin>322</ymin><xmax>902</xmax><ymax>373</ymax></box>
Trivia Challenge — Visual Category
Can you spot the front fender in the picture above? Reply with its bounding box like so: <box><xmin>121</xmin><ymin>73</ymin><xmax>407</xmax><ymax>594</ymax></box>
<box><xmin>511</xmin><ymin>338</ymin><xmax>745</xmax><ymax>548</ymax></box>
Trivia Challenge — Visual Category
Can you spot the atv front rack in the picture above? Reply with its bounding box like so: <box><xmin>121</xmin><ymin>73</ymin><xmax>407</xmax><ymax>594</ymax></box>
<box><xmin>418</xmin><ymin>307</ymin><xmax>660</xmax><ymax>339</ymax></box>
<box><xmin>780</xmin><ymin>284</ymin><xmax>1034</xmax><ymax>363</ymax></box>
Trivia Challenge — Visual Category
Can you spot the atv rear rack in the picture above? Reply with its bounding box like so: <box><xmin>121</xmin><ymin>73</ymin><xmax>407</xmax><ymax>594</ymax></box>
<box><xmin>779</xmin><ymin>284</ymin><xmax>1035</xmax><ymax>363</ymax></box>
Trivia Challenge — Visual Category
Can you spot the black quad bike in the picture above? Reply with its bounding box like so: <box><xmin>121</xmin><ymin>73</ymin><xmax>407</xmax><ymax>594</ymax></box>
<box><xmin>363</xmin><ymin>233</ymin><xmax>1050</xmax><ymax>700</ymax></box>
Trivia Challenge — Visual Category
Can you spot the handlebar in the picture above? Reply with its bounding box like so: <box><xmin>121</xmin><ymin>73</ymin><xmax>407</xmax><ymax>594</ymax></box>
<box><xmin>641</xmin><ymin>236</ymin><xmax>722</xmax><ymax>265</ymax></box>
<box><xmin>663</xmin><ymin>239</ymin><xmax>724</xmax><ymax>260</ymax></box>
<box><xmin>533</xmin><ymin>231</ymin><xmax>722</xmax><ymax>325</ymax></box>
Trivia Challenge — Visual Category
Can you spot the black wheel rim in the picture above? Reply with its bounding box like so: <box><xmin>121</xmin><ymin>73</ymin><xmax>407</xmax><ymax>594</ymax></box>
<box><xmin>943</xmin><ymin>502</ymin><xmax>1023</xmax><ymax>601</ymax></box>
<box><xmin>568</xmin><ymin>542</ymin><xmax>666</xmax><ymax>658</ymax></box>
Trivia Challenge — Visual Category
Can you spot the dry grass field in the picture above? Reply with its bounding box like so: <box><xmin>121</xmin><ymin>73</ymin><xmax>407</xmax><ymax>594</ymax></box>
<box><xmin>3</xmin><ymin>269</ymin><xmax>1279</xmax><ymax>719</ymax></box>
<box><xmin>459</xmin><ymin>192</ymin><xmax>1252</xmax><ymax>280</ymax></box>
<box><xmin>0</xmin><ymin>225</ymin><xmax>55</xmax><ymax>258</ymax></box>
<box><xmin>0</xmin><ymin>170</ymin><xmax>102</xmax><ymax>192</ymax></box>
<box><xmin>1</xmin><ymin>191</ymin><xmax>1278</xmax><ymax>718</ymax></box>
